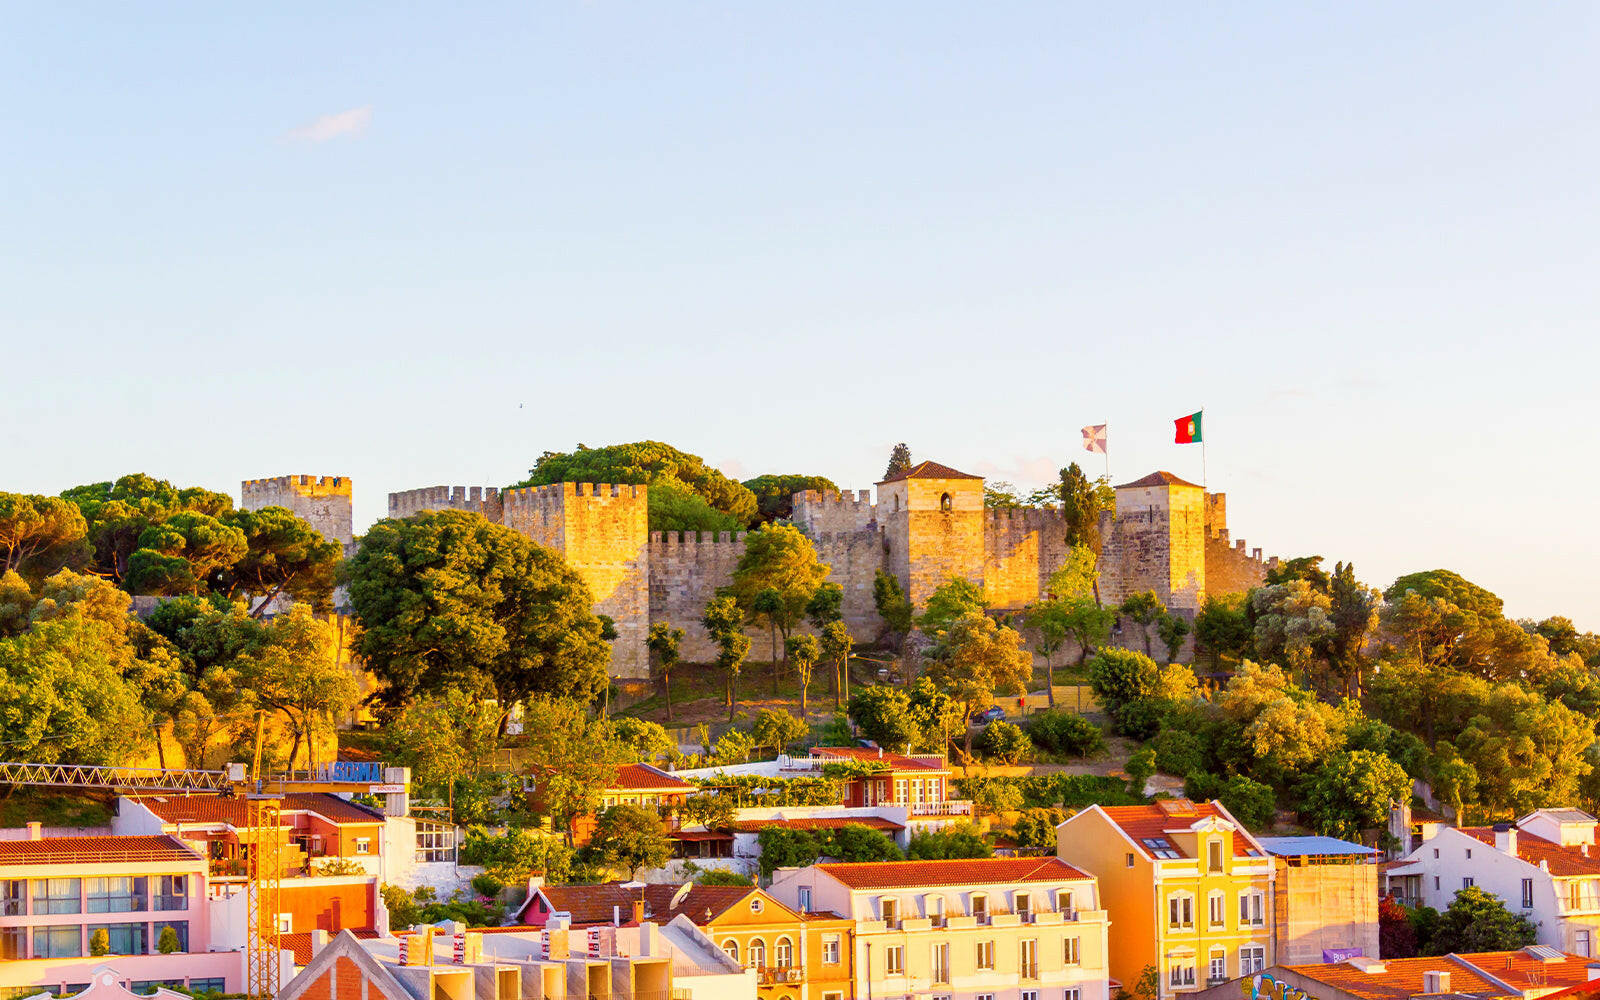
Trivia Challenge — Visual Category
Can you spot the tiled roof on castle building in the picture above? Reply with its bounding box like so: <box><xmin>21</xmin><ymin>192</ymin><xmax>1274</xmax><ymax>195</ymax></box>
<box><xmin>0</xmin><ymin>835</ymin><xmax>201</xmax><ymax>866</ymax></box>
<box><xmin>878</xmin><ymin>461</ymin><xmax>982</xmax><ymax>484</ymax></box>
<box><xmin>1115</xmin><ymin>471</ymin><xmax>1201</xmax><ymax>489</ymax></box>
<box><xmin>1459</xmin><ymin>827</ymin><xmax>1600</xmax><ymax>877</ymax></box>
<box><xmin>1094</xmin><ymin>800</ymin><xmax>1265</xmax><ymax>860</ymax></box>
<box><xmin>132</xmin><ymin>792</ymin><xmax>384</xmax><ymax>828</ymax></box>
<box><xmin>1283</xmin><ymin>949</ymin><xmax>1594</xmax><ymax>1000</ymax></box>
<box><xmin>817</xmin><ymin>857</ymin><xmax>1090</xmax><ymax>889</ymax></box>
<box><xmin>607</xmin><ymin>763</ymin><xmax>695</xmax><ymax>792</ymax></box>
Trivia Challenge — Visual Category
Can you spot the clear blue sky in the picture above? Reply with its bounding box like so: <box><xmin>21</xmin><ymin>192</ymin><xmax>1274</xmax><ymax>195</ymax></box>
<box><xmin>5</xmin><ymin>4</ymin><xmax>1598</xmax><ymax>627</ymax></box>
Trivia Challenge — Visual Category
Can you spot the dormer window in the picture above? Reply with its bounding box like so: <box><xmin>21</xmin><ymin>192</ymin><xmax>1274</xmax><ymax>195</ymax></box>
<box><xmin>1142</xmin><ymin>837</ymin><xmax>1181</xmax><ymax>860</ymax></box>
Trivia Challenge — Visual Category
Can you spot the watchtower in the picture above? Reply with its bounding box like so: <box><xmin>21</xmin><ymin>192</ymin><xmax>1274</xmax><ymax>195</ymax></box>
<box><xmin>240</xmin><ymin>475</ymin><xmax>354</xmax><ymax>549</ymax></box>
<box><xmin>878</xmin><ymin>461</ymin><xmax>985</xmax><ymax>607</ymax></box>
<box><xmin>1100</xmin><ymin>471</ymin><xmax>1206</xmax><ymax>612</ymax></box>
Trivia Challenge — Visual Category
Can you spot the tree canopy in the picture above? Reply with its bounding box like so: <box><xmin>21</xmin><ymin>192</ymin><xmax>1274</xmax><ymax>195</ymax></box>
<box><xmin>743</xmin><ymin>474</ymin><xmax>840</xmax><ymax>524</ymax></box>
<box><xmin>514</xmin><ymin>441</ymin><xmax>757</xmax><ymax>530</ymax></box>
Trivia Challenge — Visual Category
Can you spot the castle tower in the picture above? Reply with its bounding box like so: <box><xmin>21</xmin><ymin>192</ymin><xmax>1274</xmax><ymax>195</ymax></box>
<box><xmin>502</xmin><ymin>483</ymin><xmax>651</xmax><ymax>680</ymax></box>
<box><xmin>241</xmin><ymin>475</ymin><xmax>354</xmax><ymax>549</ymax></box>
<box><xmin>1099</xmin><ymin>471</ymin><xmax>1206</xmax><ymax>612</ymax></box>
<box><xmin>878</xmin><ymin>461</ymin><xmax>985</xmax><ymax>607</ymax></box>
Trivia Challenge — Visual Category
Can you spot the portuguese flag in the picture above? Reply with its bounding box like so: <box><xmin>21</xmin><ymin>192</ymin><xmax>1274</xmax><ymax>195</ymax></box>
<box><xmin>1174</xmin><ymin>410</ymin><xmax>1203</xmax><ymax>444</ymax></box>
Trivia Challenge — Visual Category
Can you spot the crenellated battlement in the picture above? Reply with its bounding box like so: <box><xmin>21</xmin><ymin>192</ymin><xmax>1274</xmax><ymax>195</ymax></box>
<box><xmin>984</xmin><ymin>506</ymin><xmax>1065</xmax><ymax>527</ymax></box>
<box><xmin>794</xmin><ymin>489</ymin><xmax>874</xmax><ymax>506</ymax></box>
<box><xmin>792</xmin><ymin>488</ymin><xmax>877</xmax><ymax>536</ymax></box>
<box><xmin>240</xmin><ymin>474</ymin><xmax>354</xmax><ymax>546</ymax></box>
<box><xmin>647</xmin><ymin>530</ymin><xmax>748</xmax><ymax>547</ymax></box>
<box><xmin>388</xmin><ymin>485</ymin><xmax>503</xmax><ymax>520</ymax></box>
<box><xmin>242</xmin><ymin>475</ymin><xmax>351</xmax><ymax>496</ymax></box>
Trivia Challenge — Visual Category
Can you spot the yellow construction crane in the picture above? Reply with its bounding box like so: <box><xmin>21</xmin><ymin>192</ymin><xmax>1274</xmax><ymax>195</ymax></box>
<box><xmin>244</xmin><ymin>712</ymin><xmax>283</xmax><ymax>999</ymax></box>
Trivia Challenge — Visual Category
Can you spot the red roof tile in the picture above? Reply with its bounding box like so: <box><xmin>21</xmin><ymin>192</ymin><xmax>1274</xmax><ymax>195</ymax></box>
<box><xmin>1285</xmin><ymin>950</ymin><xmax>1595</xmax><ymax>1000</ymax></box>
<box><xmin>818</xmin><ymin>857</ymin><xmax>1090</xmax><ymax>889</ymax></box>
<box><xmin>1114</xmin><ymin>471</ymin><xmax>1201</xmax><ymax>489</ymax></box>
<box><xmin>280</xmin><ymin>928</ymin><xmax>379</xmax><ymax>965</ymax></box>
<box><xmin>1094</xmin><ymin>801</ymin><xmax>1263</xmax><ymax>860</ymax></box>
<box><xmin>1459</xmin><ymin>827</ymin><xmax>1600</xmax><ymax>877</ymax></box>
<box><xmin>523</xmin><ymin>882</ymin><xmax>761</xmax><ymax>926</ymax></box>
<box><xmin>878</xmin><ymin>461</ymin><xmax>981</xmax><ymax>484</ymax></box>
<box><xmin>0</xmin><ymin>835</ymin><xmax>202</xmax><ymax>866</ymax></box>
<box><xmin>809</xmin><ymin>747</ymin><xmax>948</xmax><ymax>773</ymax></box>
<box><xmin>732</xmin><ymin>817</ymin><xmax>905</xmax><ymax>833</ymax></box>
<box><xmin>607</xmin><ymin>763</ymin><xmax>695</xmax><ymax>792</ymax></box>
<box><xmin>132</xmin><ymin>792</ymin><xmax>384</xmax><ymax>828</ymax></box>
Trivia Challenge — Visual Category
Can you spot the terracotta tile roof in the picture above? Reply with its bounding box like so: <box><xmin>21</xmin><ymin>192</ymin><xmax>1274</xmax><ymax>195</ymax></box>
<box><xmin>878</xmin><ymin>461</ymin><xmax>981</xmax><ymax>484</ymax></box>
<box><xmin>1094</xmin><ymin>801</ymin><xmax>1264</xmax><ymax>860</ymax></box>
<box><xmin>524</xmin><ymin>882</ymin><xmax>760</xmax><ymax>926</ymax></box>
<box><xmin>818</xmin><ymin>856</ymin><xmax>1090</xmax><ymax>889</ymax></box>
<box><xmin>0</xmin><ymin>835</ymin><xmax>202</xmax><ymax>867</ymax></box>
<box><xmin>607</xmin><ymin>763</ymin><xmax>695</xmax><ymax>792</ymax></box>
<box><xmin>1115</xmin><ymin>471</ymin><xmax>1201</xmax><ymax>489</ymax></box>
<box><xmin>280</xmin><ymin>928</ymin><xmax>379</xmax><ymax>965</ymax></box>
<box><xmin>131</xmin><ymin>792</ymin><xmax>384</xmax><ymax>828</ymax></box>
<box><xmin>732</xmin><ymin>816</ymin><xmax>905</xmax><ymax>833</ymax></box>
<box><xmin>1285</xmin><ymin>949</ymin><xmax>1595</xmax><ymax>1000</ymax></box>
<box><xmin>809</xmin><ymin>747</ymin><xmax>948</xmax><ymax>772</ymax></box>
<box><xmin>1459</xmin><ymin>827</ymin><xmax>1600</xmax><ymax>877</ymax></box>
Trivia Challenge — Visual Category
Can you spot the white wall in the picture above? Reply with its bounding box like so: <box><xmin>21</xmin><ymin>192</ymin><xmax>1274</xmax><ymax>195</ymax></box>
<box><xmin>1405</xmin><ymin>828</ymin><xmax>1562</xmax><ymax>946</ymax></box>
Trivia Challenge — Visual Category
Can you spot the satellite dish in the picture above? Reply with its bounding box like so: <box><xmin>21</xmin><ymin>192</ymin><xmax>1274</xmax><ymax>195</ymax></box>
<box><xmin>670</xmin><ymin>883</ymin><xmax>693</xmax><ymax>910</ymax></box>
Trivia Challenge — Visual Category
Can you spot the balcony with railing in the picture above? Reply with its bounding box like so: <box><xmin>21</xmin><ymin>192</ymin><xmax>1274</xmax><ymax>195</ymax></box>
<box><xmin>756</xmin><ymin>966</ymin><xmax>806</xmax><ymax>985</ymax></box>
<box><xmin>910</xmin><ymin>800</ymin><xmax>974</xmax><ymax>817</ymax></box>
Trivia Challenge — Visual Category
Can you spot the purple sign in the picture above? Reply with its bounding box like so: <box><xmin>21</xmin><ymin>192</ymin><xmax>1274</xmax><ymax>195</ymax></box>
<box><xmin>1322</xmin><ymin>948</ymin><xmax>1364</xmax><ymax>963</ymax></box>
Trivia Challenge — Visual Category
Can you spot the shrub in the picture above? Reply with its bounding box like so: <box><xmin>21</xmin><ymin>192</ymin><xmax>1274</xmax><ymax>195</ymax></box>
<box><xmin>312</xmin><ymin>856</ymin><xmax>368</xmax><ymax>876</ymax></box>
<box><xmin>962</xmin><ymin>776</ymin><xmax>1025</xmax><ymax>815</ymax></box>
<box><xmin>751</xmin><ymin>709</ymin><xmax>809</xmax><ymax>755</ymax></box>
<box><xmin>906</xmin><ymin>824</ymin><xmax>992</xmax><ymax>860</ymax></box>
<box><xmin>1010</xmin><ymin>808</ymin><xmax>1064</xmax><ymax>851</ymax></box>
<box><xmin>695</xmin><ymin>869</ymin><xmax>754</xmax><ymax>886</ymax></box>
<box><xmin>157</xmin><ymin>925</ymin><xmax>181</xmax><ymax>954</ymax></box>
<box><xmin>1185</xmin><ymin>772</ymin><xmax>1276</xmax><ymax>830</ymax></box>
<box><xmin>471</xmin><ymin>872</ymin><xmax>505</xmax><ymax>898</ymax></box>
<box><xmin>1027</xmin><ymin>710</ymin><xmax>1106</xmax><ymax>757</ymax></box>
<box><xmin>1126</xmin><ymin>748</ymin><xmax>1156</xmax><ymax>795</ymax></box>
<box><xmin>1149</xmin><ymin>729</ymin><xmax>1207</xmax><ymax>777</ymax></box>
<box><xmin>978</xmin><ymin>720</ymin><xmax>1031</xmax><ymax>764</ymax></box>
<box><xmin>90</xmin><ymin>928</ymin><xmax>109</xmax><ymax>956</ymax></box>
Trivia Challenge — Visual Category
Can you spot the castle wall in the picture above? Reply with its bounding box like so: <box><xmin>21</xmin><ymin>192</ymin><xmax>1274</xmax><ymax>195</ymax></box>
<box><xmin>1098</xmin><ymin>484</ymin><xmax>1206</xmax><ymax>612</ymax></box>
<box><xmin>530</xmin><ymin>484</ymin><xmax>650</xmax><ymax>680</ymax></box>
<box><xmin>647</xmin><ymin>531</ymin><xmax>751</xmax><ymax>664</ymax></box>
<box><xmin>982</xmin><ymin>507</ymin><xmax>1072</xmax><ymax>610</ymax></box>
<box><xmin>388</xmin><ymin>486</ymin><xmax>503</xmax><ymax>524</ymax></box>
<box><xmin>242</xmin><ymin>475</ymin><xmax>354</xmax><ymax>548</ymax></box>
<box><xmin>882</xmin><ymin>478</ymin><xmax>985</xmax><ymax>607</ymax></box>
<box><xmin>1203</xmin><ymin>492</ymin><xmax>1277</xmax><ymax>599</ymax></box>
<box><xmin>791</xmin><ymin>490</ymin><xmax>877</xmax><ymax>536</ymax></box>
<box><xmin>812</xmin><ymin>529</ymin><xmax>887</xmax><ymax>641</ymax></box>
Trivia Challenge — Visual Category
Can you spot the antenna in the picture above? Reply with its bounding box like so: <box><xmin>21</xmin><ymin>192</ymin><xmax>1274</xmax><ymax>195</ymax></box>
<box><xmin>670</xmin><ymin>883</ymin><xmax>693</xmax><ymax>910</ymax></box>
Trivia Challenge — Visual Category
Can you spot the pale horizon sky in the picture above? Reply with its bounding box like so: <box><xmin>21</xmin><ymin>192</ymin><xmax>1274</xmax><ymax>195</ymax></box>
<box><xmin>4</xmin><ymin>4</ymin><xmax>1598</xmax><ymax>628</ymax></box>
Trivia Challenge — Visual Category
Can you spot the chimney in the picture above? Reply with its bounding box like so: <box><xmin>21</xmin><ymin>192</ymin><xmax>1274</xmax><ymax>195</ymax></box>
<box><xmin>878</xmin><ymin>747</ymin><xmax>883</xmax><ymax>758</ymax></box>
<box><xmin>527</xmin><ymin>873</ymin><xmax>545</xmax><ymax>895</ymax></box>
<box><xmin>632</xmin><ymin>900</ymin><xmax>646</xmax><ymax>925</ymax></box>
<box><xmin>1494</xmin><ymin>823</ymin><xmax>1518</xmax><ymax>855</ymax></box>
<box><xmin>26</xmin><ymin>822</ymin><xmax>41</xmax><ymax>841</ymax></box>
<box><xmin>613</xmin><ymin>904</ymin><xmax>621</xmax><ymax>926</ymax></box>
<box><xmin>309</xmin><ymin>929</ymin><xmax>329</xmax><ymax>958</ymax></box>
<box><xmin>1423</xmin><ymin>971</ymin><xmax>1451</xmax><ymax>994</ymax></box>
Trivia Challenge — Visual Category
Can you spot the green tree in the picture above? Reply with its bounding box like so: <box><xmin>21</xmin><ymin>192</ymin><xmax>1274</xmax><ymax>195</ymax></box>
<box><xmin>873</xmin><ymin>569</ymin><xmax>913</xmax><ymax>638</ymax></box>
<box><xmin>610</xmin><ymin>716</ymin><xmax>678</xmax><ymax>763</ymax></box>
<box><xmin>1061</xmin><ymin>598</ymin><xmax>1116</xmax><ymax>669</ymax></box>
<box><xmin>1184</xmin><ymin>773</ymin><xmax>1276</xmax><ymax>830</ymax></box>
<box><xmin>786</xmin><ymin>633</ymin><xmax>822</xmax><ymax>716</ymax></box>
<box><xmin>125</xmin><ymin>511</ymin><xmax>249</xmax><ymax>596</ymax></box>
<box><xmin>645</xmin><ymin>622</ymin><xmax>685</xmax><ymax>722</ymax></box>
<box><xmin>1328</xmin><ymin>562</ymin><xmax>1380</xmax><ymax>696</ymax></box>
<box><xmin>805</xmin><ymin>582</ymin><xmax>843</xmax><ymax>630</ymax></box>
<box><xmin>1252</xmin><ymin>581</ymin><xmax>1335</xmax><ymax>681</ymax></box>
<box><xmin>1117</xmin><ymin>592</ymin><xmax>1165</xmax><ymax>656</ymax></box>
<box><xmin>157</xmin><ymin>925</ymin><xmax>181</xmax><ymax>954</ymax></box>
<box><xmin>820</xmin><ymin>621</ymin><xmax>854</xmax><ymax>709</ymax></box>
<box><xmin>1194</xmin><ymin>594</ymin><xmax>1251</xmax><ymax>671</ymax></box>
<box><xmin>906</xmin><ymin>824</ymin><xmax>992</xmax><ymax>859</ymax></box>
<box><xmin>1087</xmin><ymin>648</ymin><xmax>1197</xmax><ymax>738</ymax></box>
<box><xmin>0</xmin><ymin>613</ymin><xmax>150</xmax><ymax>766</ymax></box>
<box><xmin>345</xmin><ymin>509</ymin><xmax>611</xmax><ymax>710</ymax></box>
<box><xmin>722</xmin><ymin>524</ymin><xmax>830</xmax><ymax>685</ymax></box>
<box><xmin>743</xmin><ymin>475</ymin><xmax>839</xmax><ymax>524</ymax></box>
<box><xmin>1027</xmin><ymin>710</ymin><xmax>1105</xmax><ymax>758</ymax></box>
<box><xmin>1125</xmin><ymin>747</ymin><xmax>1156</xmax><ymax>796</ymax></box>
<box><xmin>589</xmin><ymin>804</ymin><xmax>671</xmax><ymax>879</ymax></box>
<box><xmin>515</xmin><ymin>441</ymin><xmax>757</xmax><ymax>529</ymax></box>
<box><xmin>1026</xmin><ymin>601</ymin><xmax>1070</xmax><ymax>707</ymax></box>
<box><xmin>385</xmin><ymin>688</ymin><xmax>504</xmax><ymax>792</ymax></box>
<box><xmin>757</xmin><ymin>827</ymin><xmax>823</xmax><ymax>877</ymax></box>
<box><xmin>978</xmin><ymin>719</ymin><xmax>1031</xmax><ymax>764</ymax></box>
<box><xmin>918</xmin><ymin>577</ymin><xmax>988</xmax><ymax>637</ymax></box>
<box><xmin>89</xmin><ymin>928</ymin><xmax>110</xmax><ymax>956</ymax></box>
<box><xmin>236</xmin><ymin>605</ymin><xmax>359</xmax><ymax>768</ymax></box>
<box><xmin>0</xmin><ymin>493</ymin><xmax>86</xmax><ymax>576</ymax></box>
<box><xmin>751</xmin><ymin>708</ymin><xmax>808</xmax><ymax>755</ymax></box>
<box><xmin>1157</xmin><ymin>611</ymin><xmax>1191</xmax><ymax>663</ymax></box>
<box><xmin>848</xmin><ymin>685</ymin><xmax>920</xmax><ymax>751</ymax></box>
<box><xmin>1454</xmin><ymin>683</ymin><xmax>1593</xmax><ymax>815</ymax></box>
<box><xmin>695</xmin><ymin>870</ymin><xmax>754</xmax><ymax>886</ymax></box>
<box><xmin>214</xmin><ymin>506</ymin><xmax>341</xmax><ymax>615</ymax></box>
<box><xmin>1266</xmin><ymin>556</ymin><xmax>1331</xmax><ymax>593</ymax></box>
<box><xmin>1429</xmin><ymin>741</ymin><xmax>1479</xmax><ymax>822</ymax></box>
<box><xmin>701</xmin><ymin>595</ymin><xmax>750</xmax><ymax>720</ymax></box>
<box><xmin>520</xmin><ymin>699</ymin><xmax>635</xmax><ymax>829</ymax></box>
<box><xmin>1058</xmin><ymin>463</ymin><xmax>1106</xmax><ymax>552</ymax></box>
<box><xmin>923</xmin><ymin>613</ymin><xmax>1032</xmax><ymax>754</ymax></box>
<box><xmin>1010</xmin><ymin>808</ymin><xmax>1065</xmax><ymax>851</ymax></box>
<box><xmin>884</xmin><ymin>443</ymin><xmax>913</xmax><ymax>480</ymax></box>
<box><xmin>1427</xmin><ymin>886</ymin><xmax>1536</xmax><ymax>954</ymax></box>
<box><xmin>1298</xmin><ymin>749</ymin><xmax>1410</xmax><ymax>839</ymax></box>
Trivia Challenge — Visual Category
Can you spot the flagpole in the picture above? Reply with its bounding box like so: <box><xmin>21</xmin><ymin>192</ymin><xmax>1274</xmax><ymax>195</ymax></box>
<box><xmin>1103</xmin><ymin>419</ymin><xmax>1110</xmax><ymax>483</ymax></box>
<box><xmin>1201</xmin><ymin>405</ymin><xmax>1207</xmax><ymax>490</ymax></box>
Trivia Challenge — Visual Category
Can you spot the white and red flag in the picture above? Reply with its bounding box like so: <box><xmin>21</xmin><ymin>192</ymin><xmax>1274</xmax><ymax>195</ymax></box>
<box><xmin>1081</xmin><ymin>424</ymin><xmax>1107</xmax><ymax>455</ymax></box>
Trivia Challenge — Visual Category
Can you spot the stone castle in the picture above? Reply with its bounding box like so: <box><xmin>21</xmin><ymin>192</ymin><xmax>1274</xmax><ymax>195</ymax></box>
<box><xmin>241</xmin><ymin>462</ymin><xmax>1280</xmax><ymax>680</ymax></box>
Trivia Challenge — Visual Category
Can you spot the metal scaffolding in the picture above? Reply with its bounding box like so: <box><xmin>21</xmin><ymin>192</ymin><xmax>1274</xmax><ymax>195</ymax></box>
<box><xmin>0</xmin><ymin>760</ymin><xmax>231</xmax><ymax>792</ymax></box>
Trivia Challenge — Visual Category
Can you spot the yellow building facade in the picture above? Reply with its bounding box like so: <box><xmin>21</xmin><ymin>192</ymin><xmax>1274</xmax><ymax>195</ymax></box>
<box><xmin>1056</xmin><ymin>800</ymin><xmax>1276</xmax><ymax>999</ymax></box>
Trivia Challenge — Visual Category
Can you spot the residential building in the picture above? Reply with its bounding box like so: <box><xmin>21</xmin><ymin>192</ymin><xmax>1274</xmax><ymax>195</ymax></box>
<box><xmin>1190</xmin><ymin>947</ymin><xmax>1598</xmax><ymax>1000</ymax></box>
<box><xmin>516</xmin><ymin>881</ymin><xmax>854</xmax><ymax>1000</ymax></box>
<box><xmin>1254</xmin><ymin>837</ymin><xmax>1378</xmax><ymax>965</ymax></box>
<box><xmin>564</xmin><ymin>765</ymin><xmax>696</xmax><ymax>847</ymax></box>
<box><xmin>1387</xmin><ymin>809</ymin><xmax>1600</xmax><ymax>956</ymax></box>
<box><xmin>769</xmin><ymin>857</ymin><xmax>1112</xmax><ymax>1000</ymax></box>
<box><xmin>10</xmin><ymin>967</ymin><xmax>194</xmax><ymax>1000</ymax></box>
<box><xmin>1056</xmin><ymin>799</ymin><xmax>1276</xmax><ymax>999</ymax></box>
<box><xmin>0</xmin><ymin>830</ymin><xmax>239</xmax><ymax>999</ymax></box>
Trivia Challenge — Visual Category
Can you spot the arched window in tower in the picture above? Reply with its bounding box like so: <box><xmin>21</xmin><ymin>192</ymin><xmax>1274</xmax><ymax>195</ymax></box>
<box><xmin>940</xmin><ymin>492</ymin><xmax>952</xmax><ymax>511</ymax></box>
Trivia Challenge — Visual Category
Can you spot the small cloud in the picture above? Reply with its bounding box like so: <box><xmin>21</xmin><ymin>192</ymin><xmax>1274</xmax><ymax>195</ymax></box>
<box><xmin>287</xmin><ymin>105</ymin><xmax>372</xmax><ymax>143</ymax></box>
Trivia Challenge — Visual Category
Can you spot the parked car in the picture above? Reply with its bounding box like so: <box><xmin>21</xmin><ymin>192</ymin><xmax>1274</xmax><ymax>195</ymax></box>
<box><xmin>973</xmin><ymin>706</ymin><xmax>1006</xmax><ymax>724</ymax></box>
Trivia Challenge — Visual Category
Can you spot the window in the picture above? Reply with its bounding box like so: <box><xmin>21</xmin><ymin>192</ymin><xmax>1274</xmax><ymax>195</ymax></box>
<box><xmin>87</xmin><ymin>876</ymin><xmax>148</xmax><ymax>913</ymax></box>
<box><xmin>747</xmin><ymin>939</ymin><xmax>766</xmax><ymax>969</ymax></box>
<box><xmin>1208</xmin><ymin>839</ymin><xmax>1224</xmax><ymax>873</ymax></box>
<box><xmin>1016</xmin><ymin>892</ymin><xmax>1032</xmax><ymax>922</ymax></box>
<box><xmin>1208</xmin><ymin>892</ymin><xmax>1225</xmax><ymax>928</ymax></box>
<box><xmin>1209</xmin><ymin>949</ymin><xmax>1226</xmax><ymax>983</ymax></box>
<box><xmin>90</xmin><ymin>923</ymin><xmax>148</xmax><ymax>956</ymax></box>
<box><xmin>276</xmin><ymin>913</ymin><xmax>293</xmax><ymax>934</ymax></box>
<box><xmin>977</xmin><ymin>995</ymin><xmax>995</xmax><ymax>1000</ymax></box>
<box><xmin>722</xmin><ymin>940</ymin><xmax>739</xmax><ymax>962</ymax></box>
<box><xmin>155</xmin><ymin>875</ymin><xmax>188</xmax><ymax>912</ymax></box>
<box><xmin>885</xmin><ymin>945</ymin><xmax>905</xmax><ymax>975</ymax></box>
<box><xmin>1169</xmin><ymin>962</ymin><xmax>1196</xmax><ymax>988</ymax></box>
<box><xmin>0</xmin><ymin>926</ymin><xmax>23</xmax><ymax>960</ymax></box>
<box><xmin>188</xmin><ymin>980</ymin><xmax>225</xmax><ymax>995</ymax></box>
<box><xmin>0</xmin><ymin>880</ymin><xmax>21</xmax><ymax>916</ymax></box>
<box><xmin>1143</xmin><ymin>837</ymin><xmax>1182</xmax><ymax>860</ymax></box>
<box><xmin>1238</xmin><ymin>892</ymin><xmax>1264</xmax><ymax>927</ymax></box>
<box><xmin>932</xmin><ymin>942</ymin><xmax>951</xmax><ymax>983</ymax></box>
<box><xmin>1240</xmin><ymin>945</ymin><xmax>1266</xmax><ymax>975</ymax></box>
<box><xmin>1023</xmin><ymin>992</ymin><xmax>1038</xmax><ymax>1000</ymax></box>
<box><xmin>1434</xmin><ymin>876</ymin><xmax>1441</xmax><ymax>891</ymax></box>
<box><xmin>31</xmin><ymin>878</ymin><xmax>81</xmax><ymax>914</ymax></box>
<box><xmin>1021</xmin><ymin>939</ymin><xmax>1039</xmax><ymax>979</ymax></box>
<box><xmin>1433</xmin><ymin>848</ymin><xmax>1440</xmax><ymax>858</ymax></box>
<box><xmin>798</xmin><ymin>887</ymin><xmax>813</xmax><ymax>913</ymax></box>
<box><xmin>1057</xmin><ymin>890</ymin><xmax>1075</xmax><ymax>916</ymax></box>
<box><xmin>895</xmin><ymin>779</ymin><xmax>908</xmax><ymax>803</ymax></box>
<box><xmin>355</xmin><ymin>838</ymin><xmax>371</xmax><ymax>855</ymax></box>
<box><xmin>775</xmin><ymin>937</ymin><xmax>793</xmax><ymax>968</ymax></box>
<box><xmin>977</xmin><ymin>940</ymin><xmax>995</xmax><ymax>970</ymax></box>
<box><xmin>1168</xmin><ymin>894</ymin><xmax>1194</xmax><ymax>929</ymax></box>
<box><xmin>1463</xmin><ymin>877</ymin><xmax>1475</xmax><ymax>890</ymax></box>
<box><xmin>153</xmin><ymin>920</ymin><xmax>189</xmax><ymax>953</ymax></box>
<box><xmin>750</xmin><ymin>897</ymin><xmax>764</xmax><ymax>913</ymax></box>
<box><xmin>1523</xmin><ymin>879</ymin><xmax>1535</xmax><ymax>909</ymax></box>
<box><xmin>940</xmin><ymin>493</ymin><xmax>952</xmax><ymax>511</ymax></box>
<box><xmin>823</xmin><ymin>993</ymin><xmax>843</xmax><ymax>1000</ymax></box>
<box><xmin>416</xmin><ymin>825</ymin><xmax>454</xmax><ymax>863</ymax></box>
<box><xmin>33</xmin><ymin>925</ymin><xmax>83</xmax><ymax>958</ymax></box>
<box><xmin>972</xmin><ymin>893</ymin><xmax>988</xmax><ymax>924</ymax></box>
<box><xmin>1571</xmin><ymin>882</ymin><xmax>1583</xmax><ymax>910</ymax></box>
<box><xmin>1065</xmin><ymin>991</ymin><xmax>1081</xmax><ymax>1000</ymax></box>
<box><xmin>1466</xmin><ymin>848</ymin><xmax>1473</xmax><ymax>859</ymax></box>
<box><xmin>822</xmin><ymin>934</ymin><xmax>841</xmax><ymax>964</ymax></box>
<box><xmin>1126</xmin><ymin>853</ymin><xmax>1136</xmax><ymax>868</ymax></box>
<box><xmin>1064</xmin><ymin>937</ymin><xmax>1081</xmax><ymax>965</ymax></box>
<box><xmin>1579</xmin><ymin>930</ymin><xmax>1594</xmax><ymax>958</ymax></box>
<box><xmin>880</xmin><ymin>897</ymin><xmax>899</xmax><ymax>928</ymax></box>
